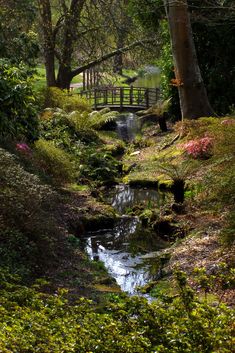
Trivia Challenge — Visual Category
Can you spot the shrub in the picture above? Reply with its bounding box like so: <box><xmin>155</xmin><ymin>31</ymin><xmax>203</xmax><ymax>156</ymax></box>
<box><xmin>183</xmin><ymin>136</ymin><xmax>214</xmax><ymax>159</ymax></box>
<box><xmin>0</xmin><ymin>269</ymin><xmax>234</xmax><ymax>353</ymax></box>
<box><xmin>0</xmin><ymin>148</ymin><xmax>62</xmax><ymax>276</ymax></box>
<box><xmin>43</xmin><ymin>87</ymin><xmax>91</xmax><ymax>112</ymax></box>
<box><xmin>34</xmin><ymin>139</ymin><xmax>75</xmax><ymax>183</ymax></box>
<box><xmin>0</xmin><ymin>60</ymin><xmax>38</xmax><ymax>140</ymax></box>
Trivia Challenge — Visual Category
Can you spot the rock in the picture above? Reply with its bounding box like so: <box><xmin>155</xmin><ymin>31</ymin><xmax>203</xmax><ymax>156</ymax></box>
<box><xmin>130</xmin><ymin>151</ymin><xmax>140</xmax><ymax>156</ymax></box>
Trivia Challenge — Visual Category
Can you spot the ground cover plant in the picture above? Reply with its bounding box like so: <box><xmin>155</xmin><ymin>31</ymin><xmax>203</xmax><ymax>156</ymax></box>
<box><xmin>1</xmin><ymin>2</ymin><xmax>235</xmax><ymax>352</ymax></box>
<box><xmin>0</xmin><ymin>269</ymin><xmax>234</xmax><ymax>353</ymax></box>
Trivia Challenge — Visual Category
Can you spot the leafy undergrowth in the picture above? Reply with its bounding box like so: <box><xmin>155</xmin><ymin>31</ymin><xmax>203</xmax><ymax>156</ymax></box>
<box><xmin>0</xmin><ymin>147</ymin><xmax>118</xmax><ymax>298</ymax></box>
<box><xmin>123</xmin><ymin>117</ymin><xmax>235</xmax><ymax>303</ymax></box>
<box><xmin>0</xmin><ymin>269</ymin><xmax>234</xmax><ymax>353</ymax></box>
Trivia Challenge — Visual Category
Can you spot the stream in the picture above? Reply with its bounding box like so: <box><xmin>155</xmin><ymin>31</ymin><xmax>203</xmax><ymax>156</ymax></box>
<box><xmin>115</xmin><ymin>113</ymin><xmax>141</xmax><ymax>142</ymax></box>
<box><xmin>83</xmin><ymin>184</ymin><xmax>168</xmax><ymax>294</ymax></box>
<box><xmin>81</xmin><ymin>112</ymin><xmax>170</xmax><ymax>295</ymax></box>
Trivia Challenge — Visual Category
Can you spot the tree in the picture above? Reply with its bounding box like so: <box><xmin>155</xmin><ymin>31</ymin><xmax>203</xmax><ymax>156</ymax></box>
<box><xmin>37</xmin><ymin>0</ymin><xmax>156</xmax><ymax>89</ymax></box>
<box><xmin>164</xmin><ymin>0</ymin><xmax>214</xmax><ymax>119</ymax></box>
<box><xmin>0</xmin><ymin>0</ymin><xmax>39</xmax><ymax>66</ymax></box>
<box><xmin>190</xmin><ymin>0</ymin><xmax>235</xmax><ymax>114</ymax></box>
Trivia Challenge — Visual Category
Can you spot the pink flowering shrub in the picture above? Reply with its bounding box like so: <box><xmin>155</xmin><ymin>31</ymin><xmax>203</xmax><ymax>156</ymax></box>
<box><xmin>16</xmin><ymin>143</ymin><xmax>31</xmax><ymax>154</ymax></box>
<box><xmin>183</xmin><ymin>136</ymin><xmax>213</xmax><ymax>159</ymax></box>
<box><xmin>221</xmin><ymin>119</ymin><xmax>235</xmax><ymax>126</ymax></box>
<box><xmin>16</xmin><ymin>143</ymin><xmax>30</xmax><ymax>152</ymax></box>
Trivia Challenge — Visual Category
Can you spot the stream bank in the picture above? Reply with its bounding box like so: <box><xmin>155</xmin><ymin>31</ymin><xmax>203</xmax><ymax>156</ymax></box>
<box><xmin>78</xmin><ymin>113</ymin><xmax>183</xmax><ymax>296</ymax></box>
<box><xmin>78</xmin><ymin>113</ymin><xmax>235</xmax><ymax>303</ymax></box>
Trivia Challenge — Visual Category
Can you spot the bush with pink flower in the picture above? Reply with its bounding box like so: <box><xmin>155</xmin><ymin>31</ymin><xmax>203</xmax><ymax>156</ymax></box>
<box><xmin>183</xmin><ymin>136</ymin><xmax>214</xmax><ymax>159</ymax></box>
<box><xmin>16</xmin><ymin>143</ymin><xmax>31</xmax><ymax>154</ymax></box>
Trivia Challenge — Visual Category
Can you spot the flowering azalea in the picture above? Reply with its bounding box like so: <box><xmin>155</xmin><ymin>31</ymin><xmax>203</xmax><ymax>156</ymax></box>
<box><xmin>221</xmin><ymin>119</ymin><xmax>235</xmax><ymax>126</ymax></box>
<box><xmin>16</xmin><ymin>143</ymin><xmax>31</xmax><ymax>153</ymax></box>
<box><xmin>183</xmin><ymin>136</ymin><xmax>213</xmax><ymax>159</ymax></box>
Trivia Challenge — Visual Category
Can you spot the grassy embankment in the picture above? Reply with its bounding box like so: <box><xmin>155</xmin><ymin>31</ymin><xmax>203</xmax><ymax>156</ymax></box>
<box><xmin>0</xmin><ymin>77</ymin><xmax>234</xmax><ymax>350</ymax></box>
<box><xmin>121</xmin><ymin>115</ymin><xmax>235</xmax><ymax>302</ymax></box>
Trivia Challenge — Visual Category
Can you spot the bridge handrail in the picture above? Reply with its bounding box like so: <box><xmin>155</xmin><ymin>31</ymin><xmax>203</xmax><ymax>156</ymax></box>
<box><xmin>78</xmin><ymin>86</ymin><xmax>159</xmax><ymax>109</ymax></box>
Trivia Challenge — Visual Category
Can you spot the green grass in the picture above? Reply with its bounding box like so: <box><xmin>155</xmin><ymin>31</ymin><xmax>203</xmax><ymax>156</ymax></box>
<box><xmin>33</xmin><ymin>65</ymin><xmax>137</xmax><ymax>91</ymax></box>
<box><xmin>33</xmin><ymin>64</ymin><xmax>83</xmax><ymax>90</ymax></box>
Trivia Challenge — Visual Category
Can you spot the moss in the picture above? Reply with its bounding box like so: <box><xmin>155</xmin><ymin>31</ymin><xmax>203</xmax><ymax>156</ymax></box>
<box><xmin>93</xmin><ymin>284</ymin><xmax>121</xmax><ymax>293</ymax></box>
<box><xmin>81</xmin><ymin>214</ymin><xmax>117</xmax><ymax>232</ymax></box>
<box><xmin>150</xmin><ymin>279</ymin><xmax>176</xmax><ymax>298</ymax></box>
<box><xmin>158</xmin><ymin>179</ymin><xmax>173</xmax><ymax>190</ymax></box>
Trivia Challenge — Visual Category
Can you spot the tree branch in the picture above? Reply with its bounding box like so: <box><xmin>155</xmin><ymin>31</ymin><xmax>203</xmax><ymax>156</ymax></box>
<box><xmin>71</xmin><ymin>38</ymin><xmax>158</xmax><ymax>77</ymax></box>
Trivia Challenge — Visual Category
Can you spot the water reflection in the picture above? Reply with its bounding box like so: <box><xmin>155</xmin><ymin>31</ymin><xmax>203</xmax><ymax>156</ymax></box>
<box><xmin>106</xmin><ymin>184</ymin><xmax>160</xmax><ymax>214</ymax></box>
<box><xmin>84</xmin><ymin>218</ymin><xmax>155</xmax><ymax>293</ymax></box>
<box><xmin>133</xmin><ymin>66</ymin><xmax>161</xmax><ymax>89</ymax></box>
<box><xmin>83</xmin><ymin>217</ymin><xmax>168</xmax><ymax>294</ymax></box>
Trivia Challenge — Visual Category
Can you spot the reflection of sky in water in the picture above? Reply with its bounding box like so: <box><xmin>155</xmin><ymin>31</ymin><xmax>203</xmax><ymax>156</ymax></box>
<box><xmin>83</xmin><ymin>178</ymin><xmax>166</xmax><ymax>294</ymax></box>
<box><xmin>86</xmin><ymin>239</ymin><xmax>149</xmax><ymax>293</ymax></box>
<box><xmin>84</xmin><ymin>218</ymin><xmax>155</xmax><ymax>294</ymax></box>
<box><xmin>107</xmin><ymin>184</ymin><xmax>160</xmax><ymax>214</ymax></box>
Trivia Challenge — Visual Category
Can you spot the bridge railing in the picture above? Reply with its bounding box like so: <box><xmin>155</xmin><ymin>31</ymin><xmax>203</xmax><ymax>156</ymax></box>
<box><xmin>79</xmin><ymin>86</ymin><xmax>159</xmax><ymax>109</ymax></box>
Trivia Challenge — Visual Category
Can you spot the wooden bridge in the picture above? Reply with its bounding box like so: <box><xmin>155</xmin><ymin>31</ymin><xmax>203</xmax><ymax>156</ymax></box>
<box><xmin>79</xmin><ymin>86</ymin><xmax>159</xmax><ymax>110</ymax></box>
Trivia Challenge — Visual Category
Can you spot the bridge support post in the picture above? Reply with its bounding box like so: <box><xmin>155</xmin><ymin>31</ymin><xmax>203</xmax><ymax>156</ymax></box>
<box><xmin>145</xmin><ymin>88</ymin><xmax>149</xmax><ymax>108</ymax></box>
<box><xmin>120</xmin><ymin>87</ymin><xmax>124</xmax><ymax>110</ymax></box>
<box><xmin>130</xmin><ymin>86</ymin><xmax>133</xmax><ymax>105</ymax></box>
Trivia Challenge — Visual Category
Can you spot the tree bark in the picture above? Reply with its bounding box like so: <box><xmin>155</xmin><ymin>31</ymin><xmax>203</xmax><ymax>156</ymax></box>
<box><xmin>37</xmin><ymin>0</ymin><xmax>56</xmax><ymax>86</ymax></box>
<box><xmin>56</xmin><ymin>0</ymin><xmax>86</xmax><ymax>89</ymax></box>
<box><xmin>165</xmin><ymin>0</ymin><xmax>214</xmax><ymax>119</ymax></box>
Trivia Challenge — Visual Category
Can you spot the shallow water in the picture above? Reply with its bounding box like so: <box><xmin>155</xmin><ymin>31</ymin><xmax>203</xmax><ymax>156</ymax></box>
<box><xmin>82</xmin><ymin>185</ymin><xmax>168</xmax><ymax>294</ymax></box>
<box><xmin>106</xmin><ymin>184</ymin><xmax>161</xmax><ymax>214</ymax></box>
<box><xmin>133</xmin><ymin>66</ymin><xmax>161</xmax><ymax>89</ymax></box>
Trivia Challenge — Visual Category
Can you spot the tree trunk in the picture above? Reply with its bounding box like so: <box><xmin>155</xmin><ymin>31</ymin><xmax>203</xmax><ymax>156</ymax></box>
<box><xmin>45</xmin><ymin>50</ymin><xmax>56</xmax><ymax>87</ymax></box>
<box><xmin>166</xmin><ymin>0</ymin><xmax>214</xmax><ymax>119</ymax></box>
<box><xmin>37</xmin><ymin>0</ymin><xmax>56</xmax><ymax>86</ymax></box>
<box><xmin>113</xmin><ymin>34</ymin><xmax>125</xmax><ymax>75</ymax></box>
<box><xmin>172</xmin><ymin>179</ymin><xmax>185</xmax><ymax>203</ymax></box>
<box><xmin>56</xmin><ymin>65</ymin><xmax>73</xmax><ymax>90</ymax></box>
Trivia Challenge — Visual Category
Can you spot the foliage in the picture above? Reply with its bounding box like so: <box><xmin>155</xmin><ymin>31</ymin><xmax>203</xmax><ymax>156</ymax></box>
<box><xmin>155</xmin><ymin>20</ymin><xmax>181</xmax><ymax>120</ymax></box>
<box><xmin>44</xmin><ymin>87</ymin><xmax>91</xmax><ymax>112</ymax></box>
<box><xmin>34</xmin><ymin>139</ymin><xmax>76</xmax><ymax>184</ymax></box>
<box><xmin>0</xmin><ymin>0</ymin><xmax>39</xmax><ymax>66</ymax></box>
<box><xmin>156</xmin><ymin>158</ymin><xmax>194</xmax><ymax>183</ymax></box>
<box><xmin>39</xmin><ymin>107</ymin><xmax>121</xmax><ymax>185</ymax></box>
<box><xmin>0</xmin><ymin>60</ymin><xmax>39</xmax><ymax>140</ymax></box>
<box><xmin>0</xmin><ymin>268</ymin><xmax>234</xmax><ymax>353</ymax></box>
<box><xmin>79</xmin><ymin>150</ymin><xmax>120</xmax><ymax>185</ymax></box>
<box><xmin>0</xmin><ymin>147</ymin><xmax>62</xmax><ymax>276</ymax></box>
<box><xmin>67</xmin><ymin>108</ymin><xmax>119</xmax><ymax>132</ymax></box>
<box><xmin>192</xmin><ymin>18</ymin><xmax>235</xmax><ymax>115</ymax></box>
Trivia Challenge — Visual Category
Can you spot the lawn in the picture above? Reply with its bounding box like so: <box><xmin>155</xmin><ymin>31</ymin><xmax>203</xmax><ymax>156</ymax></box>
<box><xmin>33</xmin><ymin>64</ymin><xmax>83</xmax><ymax>90</ymax></box>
